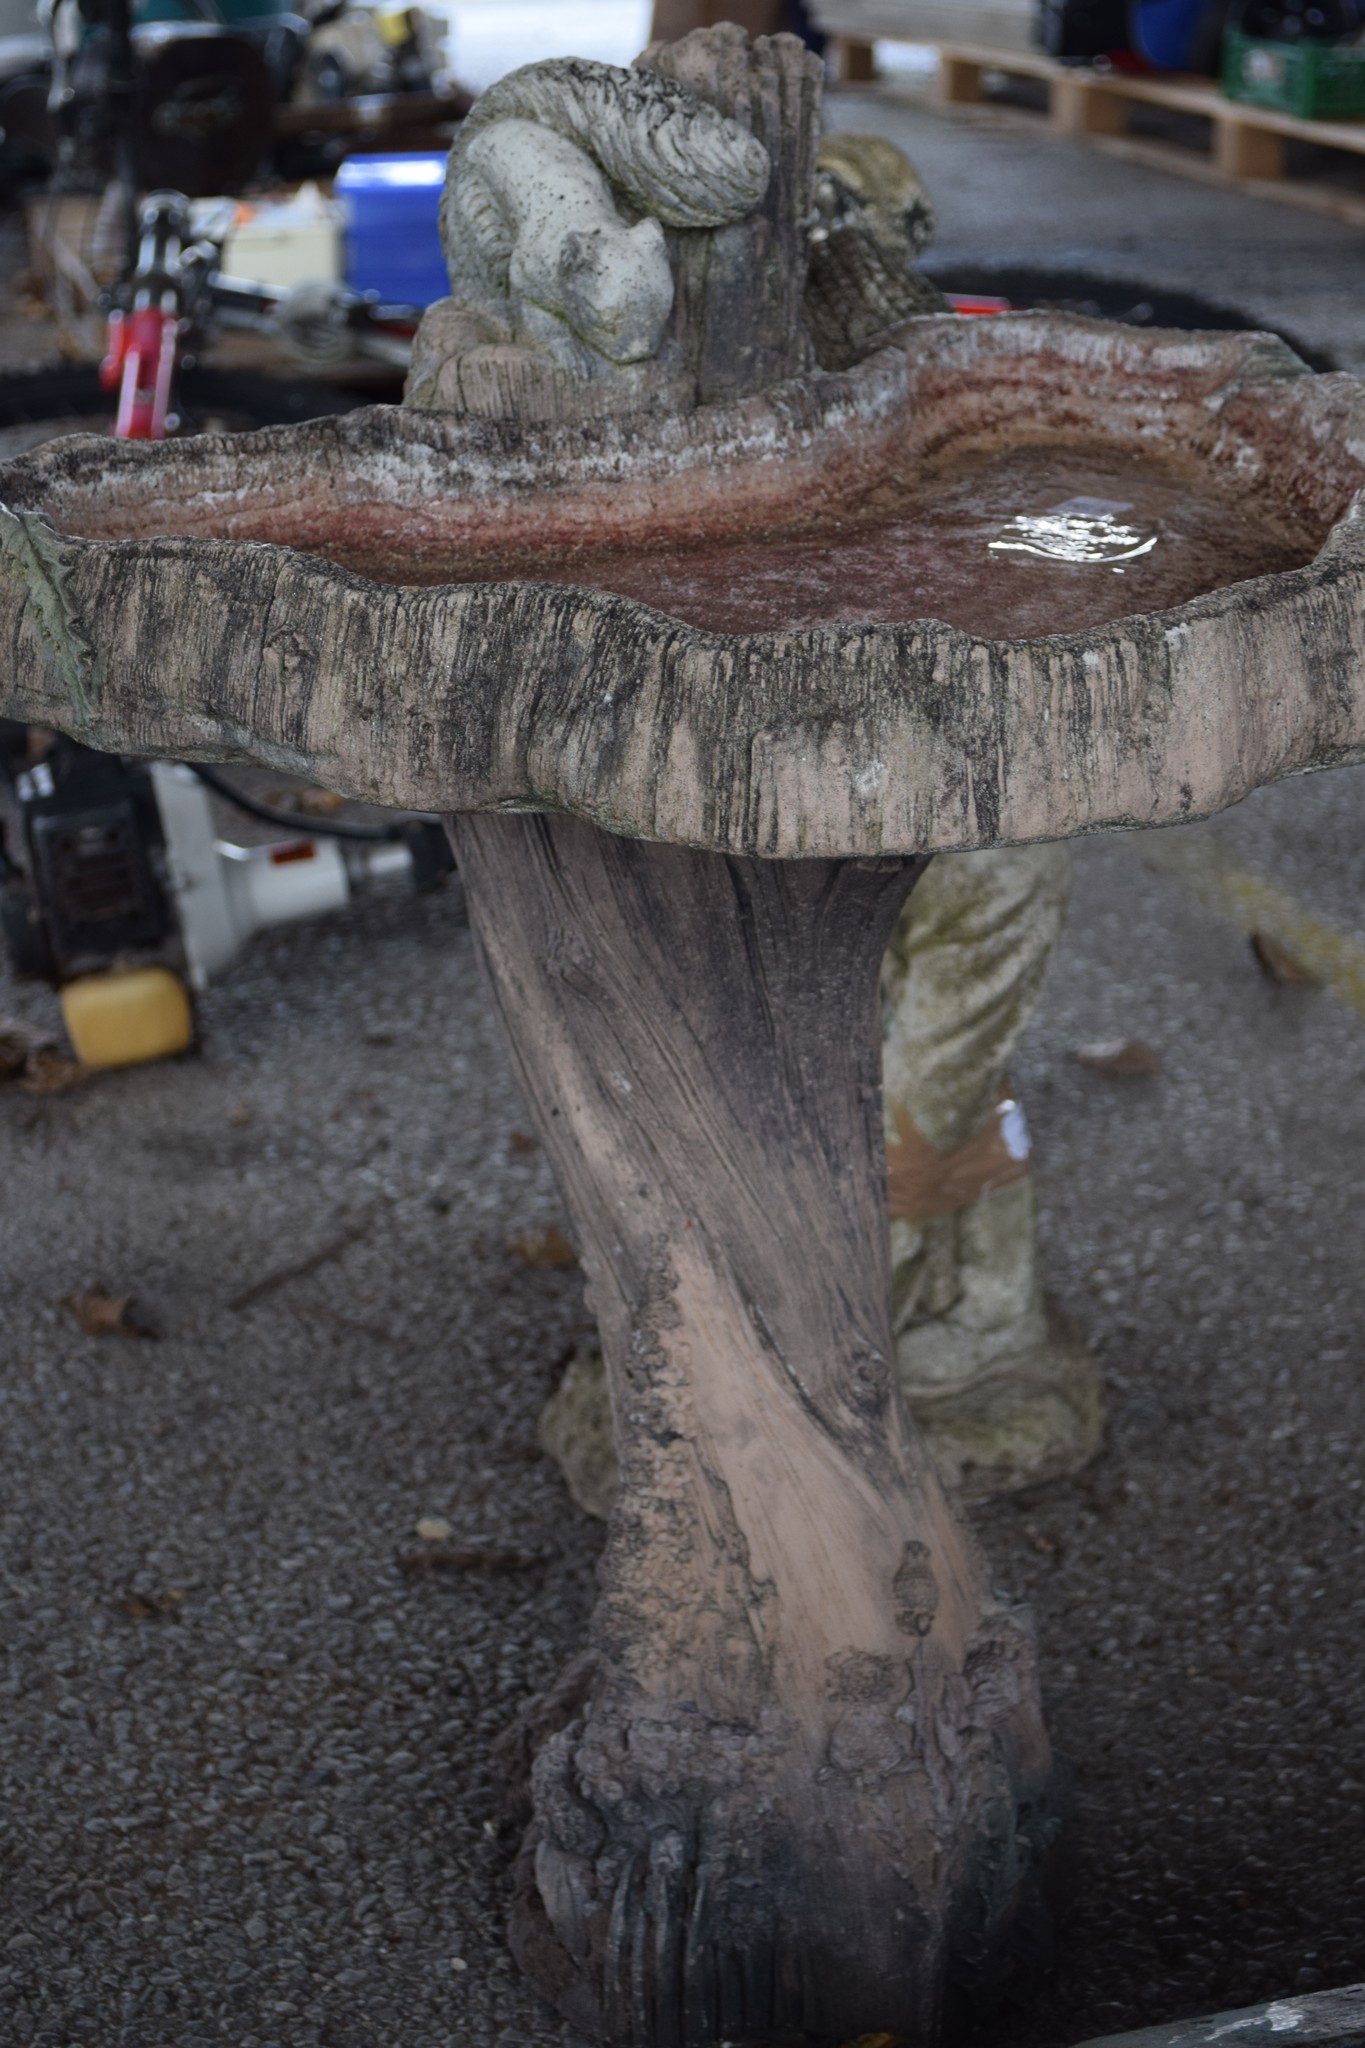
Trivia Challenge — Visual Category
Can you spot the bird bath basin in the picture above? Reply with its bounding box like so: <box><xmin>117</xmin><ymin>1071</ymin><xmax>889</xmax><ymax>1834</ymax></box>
<box><xmin>4</xmin><ymin>308</ymin><xmax>1361</xmax><ymax>856</ymax></box>
<box><xmin>4</xmin><ymin>28</ymin><xmax>1365</xmax><ymax>2048</ymax></box>
<box><xmin>411</xmin><ymin>441</ymin><xmax>1309</xmax><ymax>640</ymax></box>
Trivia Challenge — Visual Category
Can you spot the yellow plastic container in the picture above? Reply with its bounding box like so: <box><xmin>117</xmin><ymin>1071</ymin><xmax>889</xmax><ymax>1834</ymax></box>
<box><xmin>60</xmin><ymin>968</ymin><xmax>194</xmax><ymax>1069</ymax></box>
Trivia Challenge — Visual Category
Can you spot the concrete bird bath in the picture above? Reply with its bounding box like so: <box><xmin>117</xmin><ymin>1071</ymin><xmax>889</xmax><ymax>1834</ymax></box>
<box><xmin>4</xmin><ymin>27</ymin><xmax>1365</xmax><ymax>2048</ymax></box>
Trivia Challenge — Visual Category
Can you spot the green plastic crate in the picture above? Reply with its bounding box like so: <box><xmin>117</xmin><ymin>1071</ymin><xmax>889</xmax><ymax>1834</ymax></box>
<box><xmin>1222</xmin><ymin>27</ymin><xmax>1365</xmax><ymax>122</ymax></box>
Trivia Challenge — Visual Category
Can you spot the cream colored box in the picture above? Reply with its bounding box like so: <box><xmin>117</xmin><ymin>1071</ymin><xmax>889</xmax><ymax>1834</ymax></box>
<box><xmin>219</xmin><ymin>183</ymin><xmax>343</xmax><ymax>289</ymax></box>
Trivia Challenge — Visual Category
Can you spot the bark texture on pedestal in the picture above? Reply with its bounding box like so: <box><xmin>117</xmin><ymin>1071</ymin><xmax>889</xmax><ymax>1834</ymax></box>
<box><xmin>452</xmin><ymin>812</ymin><xmax>1055</xmax><ymax>2045</ymax></box>
<box><xmin>2</xmin><ymin>317</ymin><xmax>1364</xmax><ymax>859</ymax></box>
<box><xmin>637</xmin><ymin>26</ymin><xmax>822</xmax><ymax>402</ymax></box>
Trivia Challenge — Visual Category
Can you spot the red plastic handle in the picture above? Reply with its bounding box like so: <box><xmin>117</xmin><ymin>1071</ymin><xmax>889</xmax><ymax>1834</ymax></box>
<box><xmin>945</xmin><ymin>293</ymin><xmax>1012</xmax><ymax>317</ymax></box>
<box><xmin>103</xmin><ymin>305</ymin><xmax>180</xmax><ymax>439</ymax></box>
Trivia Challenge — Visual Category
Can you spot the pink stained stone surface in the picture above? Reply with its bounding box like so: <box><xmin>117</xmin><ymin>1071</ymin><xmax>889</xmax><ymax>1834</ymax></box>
<box><xmin>328</xmin><ymin>445</ymin><xmax>1319</xmax><ymax>639</ymax></box>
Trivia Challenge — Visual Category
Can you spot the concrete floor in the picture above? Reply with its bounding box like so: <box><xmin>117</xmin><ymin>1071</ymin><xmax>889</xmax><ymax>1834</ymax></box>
<box><xmin>2</xmin><ymin>81</ymin><xmax>1365</xmax><ymax>2048</ymax></box>
<box><xmin>830</xmin><ymin>82</ymin><xmax>1365</xmax><ymax>377</ymax></box>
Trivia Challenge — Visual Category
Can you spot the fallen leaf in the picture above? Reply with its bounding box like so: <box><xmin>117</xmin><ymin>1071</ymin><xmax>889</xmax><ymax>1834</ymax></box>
<box><xmin>397</xmin><ymin>1546</ymin><xmax>543</xmax><ymax>1575</ymax></box>
<box><xmin>414</xmin><ymin>1516</ymin><xmax>453</xmax><ymax>1542</ymax></box>
<box><xmin>508</xmin><ymin>1129</ymin><xmax>538</xmax><ymax>1155</ymax></box>
<box><xmin>0</xmin><ymin>1026</ymin><xmax>90</xmax><ymax>1092</ymax></box>
<box><xmin>20</xmin><ymin>1050</ymin><xmax>91</xmax><ymax>1095</ymax></box>
<box><xmin>838</xmin><ymin>2035</ymin><xmax>905</xmax><ymax>2048</ymax></box>
<box><xmin>508</xmin><ymin>1227</ymin><xmax>576</xmax><ymax>1269</ymax></box>
<box><xmin>123</xmin><ymin>1588</ymin><xmax>186</xmax><ymax>1619</ymax></box>
<box><xmin>887</xmin><ymin>1095</ymin><xmax>1028</xmax><ymax>1226</ymax></box>
<box><xmin>230</xmin><ymin>1103</ymin><xmax>254</xmax><ymax>1127</ymax></box>
<box><xmin>0</xmin><ymin>1029</ymin><xmax>30</xmax><ymax>1083</ymax></box>
<box><xmin>1250</xmin><ymin>931</ymin><xmax>1319</xmax><ymax>987</ymax></box>
<box><xmin>1074</xmin><ymin>1038</ymin><xmax>1160</xmax><ymax>1078</ymax></box>
<box><xmin>62</xmin><ymin>1289</ymin><xmax>155</xmax><ymax>1338</ymax></box>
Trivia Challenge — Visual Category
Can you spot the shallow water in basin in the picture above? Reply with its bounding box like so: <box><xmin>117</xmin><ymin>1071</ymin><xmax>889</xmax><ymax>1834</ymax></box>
<box><xmin>338</xmin><ymin>445</ymin><xmax>1317</xmax><ymax>638</ymax></box>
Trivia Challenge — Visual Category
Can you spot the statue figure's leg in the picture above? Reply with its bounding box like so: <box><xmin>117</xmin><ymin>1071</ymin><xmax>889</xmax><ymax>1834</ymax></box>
<box><xmin>452</xmin><ymin>811</ymin><xmax>1056</xmax><ymax>2048</ymax></box>
<box><xmin>882</xmin><ymin>844</ymin><xmax>1104</xmax><ymax>1496</ymax></box>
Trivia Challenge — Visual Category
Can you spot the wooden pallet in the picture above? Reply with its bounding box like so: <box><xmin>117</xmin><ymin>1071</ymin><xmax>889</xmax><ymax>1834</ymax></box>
<box><xmin>864</xmin><ymin>39</ymin><xmax>1365</xmax><ymax>226</ymax></box>
<box><xmin>810</xmin><ymin>2</ymin><xmax>1035</xmax><ymax>58</ymax></box>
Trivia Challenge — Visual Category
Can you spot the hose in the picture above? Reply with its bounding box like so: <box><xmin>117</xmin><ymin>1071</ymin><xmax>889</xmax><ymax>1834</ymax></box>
<box><xmin>189</xmin><ymin>762</ymin><xmax>418</xmax><ymax>844</ymax></box>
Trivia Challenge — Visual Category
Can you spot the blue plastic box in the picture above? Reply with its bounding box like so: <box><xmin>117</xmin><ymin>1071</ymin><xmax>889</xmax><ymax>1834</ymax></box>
<box><xmin>335</xmin><ymin>153</ymin><xmax>449</xmax><ymax>307</ymax></box>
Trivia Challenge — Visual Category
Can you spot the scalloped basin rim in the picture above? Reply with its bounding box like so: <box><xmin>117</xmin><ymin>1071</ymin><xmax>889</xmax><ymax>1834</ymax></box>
<box><xmin>1</xmin><ymin>312</ymin><xmax>1364</xmax><ymax>860</ymax></box>
<box><xmin>5</xmin><ymin>312</ymin><xmax>1364</xmax><ymax>563</ymax></box>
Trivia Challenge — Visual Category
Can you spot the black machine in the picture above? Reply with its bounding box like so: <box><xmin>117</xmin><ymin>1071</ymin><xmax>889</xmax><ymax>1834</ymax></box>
<box><xmin>1037</xmin><ymin>0</ymin><xmax>1136</xmax><ymax>58</ymax></box>
<box><xmin>1</xmin><ymin>724</ymin><xmax>454</xmax><ymax>1065</ymax></box>
<box><xmin>2</xmin><ymin>0</ymin><xmax>461</xmax><ymax>199</ymax></box>
<box><xmin>47</xmin><ymin>0</ymin><xmax>310</xmax><ymax>198</ymax></box>
<box><xmin>1038</xmin><ymin>0</ymin><xmax>1362</xmax><ymax>67</ymax></box>
<box><xmin>0</xmin><ymin>725</ymin><xmax>176</xmax><ymax>985</ymax></box>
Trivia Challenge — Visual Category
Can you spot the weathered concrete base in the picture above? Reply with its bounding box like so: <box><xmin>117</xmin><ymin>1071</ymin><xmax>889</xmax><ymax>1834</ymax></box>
<box><xmin>903</xmin><ymin>1296</ymin><xmax>1103</xmax><ymax>1500</ymax></box>
<box><xmin>892</xmin><ymin>1176</ymin><xmax>1105</xmax><ymax>1498</ymax></box>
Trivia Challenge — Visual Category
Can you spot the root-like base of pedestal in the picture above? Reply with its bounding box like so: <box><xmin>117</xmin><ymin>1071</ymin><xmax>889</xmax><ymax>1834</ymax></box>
<box><xmin>505</xmin><ymin>1661</ymin><xmax>1064</xmax><ymax>2047</ymax></box>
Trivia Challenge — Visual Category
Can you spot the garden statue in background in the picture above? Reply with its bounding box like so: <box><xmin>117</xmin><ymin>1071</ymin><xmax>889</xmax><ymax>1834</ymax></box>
<box><xmin>805</xmin><ymin>129</ymin><xmax>948</xmax><ymax>365</ymax></box>
<box><xmin>880</xmin><ymin>844</ymin><xmax>1101</xmax><ymax>1495</ymax></box>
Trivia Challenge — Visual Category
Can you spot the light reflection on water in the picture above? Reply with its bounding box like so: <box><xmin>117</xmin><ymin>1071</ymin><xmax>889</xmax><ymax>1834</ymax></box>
<box><xmin>988</xmin><ymin>494</ymin><xmax>1160</xmax><ymax>568</ymax></box>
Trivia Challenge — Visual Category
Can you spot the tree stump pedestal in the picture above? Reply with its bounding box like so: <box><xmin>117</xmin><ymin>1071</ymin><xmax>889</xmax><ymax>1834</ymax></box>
<box><xmin>457</xmin><ymin>813</ymin><xmax>1053</xmax><ymax>2042</ymax></box>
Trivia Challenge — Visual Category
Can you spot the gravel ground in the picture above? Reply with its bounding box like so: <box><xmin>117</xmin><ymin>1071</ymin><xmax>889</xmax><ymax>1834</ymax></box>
<box><xmin>0</xmin><ymin>867</ymin><xmax>598</xmax><ymax>2048</ymax></box>
<box><xmin>4</xmin><ymin>769</ymin><xmax>1363</xmax><ymax>2048</ymax></box>
<box><xmin>977</xmin><ymin>772</ymin><xmax>1365</xmax><ymax>2043</ymax></box>
<box><xmin>2</xmin><ymin>79</ymin><xmax>1365</xmax><ymax>2048</ymax></box>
